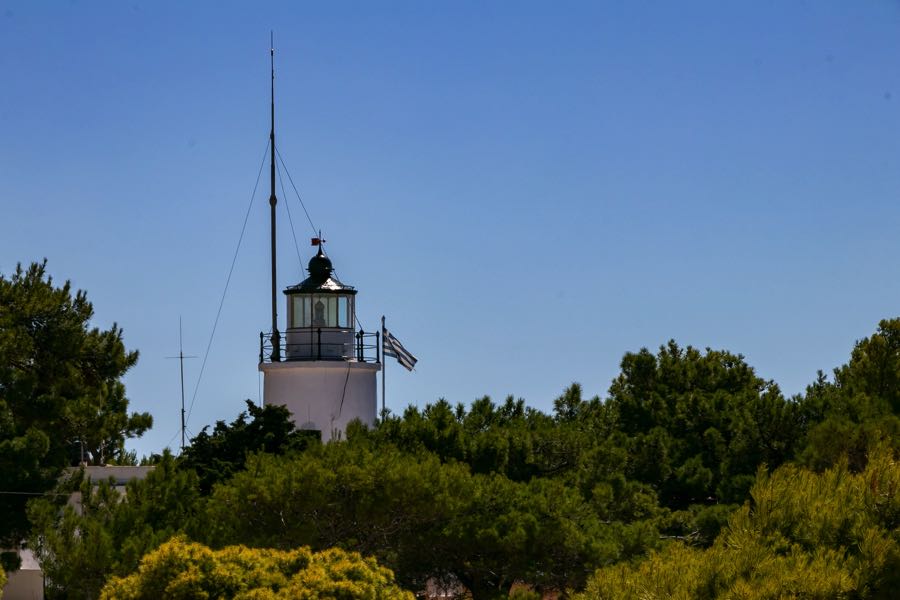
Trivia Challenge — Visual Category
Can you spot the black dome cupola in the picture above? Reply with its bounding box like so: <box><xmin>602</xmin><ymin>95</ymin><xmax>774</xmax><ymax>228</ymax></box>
<box><xmin>306</xmin><ymin>247</ymin><xmax>333</xmax><ymax>283</ymax></box>
<box><xmin>285</xmin><ymin>247</ymin><xmax>357</xmax><ymax>295</ymax></box>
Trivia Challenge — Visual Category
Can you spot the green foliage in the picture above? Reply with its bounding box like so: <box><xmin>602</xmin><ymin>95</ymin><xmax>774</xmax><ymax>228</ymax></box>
<box><xmin>835</xmin><ymin>318</ymin><xmax>900</xmax><ymax>414</ymax></box>
<box><xmin>0</xmin><ymin>565</ymin><xmax>5</xmax><ymax>595</ymax></box>
<box><xmin>10</xmin><ymin>270</ymin><xmax>897</xmax><ymax>600</ymax></box>
<box><xmin>204</xmin><ymin>443</ymin><xmax>624</xmax><ymax>598</ymax></box>
<box><xmin>0</xmin><ymin>261</ymin><xmax>151</xmax><ymax>547</ymax></box>
<box><xmin>798</xmin><ymin>319</ymin><xmax>900</xmax><ymax>472</ymax></box>
<box><xmin>607</xmin><ymin>342</ymin><xmax>800</xmax><ymax>508</ymax></box>
<box><xmin>369</xmin><ymin>396</ymin><xmax>553</xmax><ymax>482</ymax></box>
<box><xmin>356</xmin><ymin>352</ymin><xmax>805</xmax><ymax>551</ymax></box>
<box><xmin>508</xmin><ymin>588</ymin><xmax>541</xmax><ymax>600</ymax></box>
<box><xmin>0</xmin><ymin>551</ymin><xmax>19</xmax><ymax>574</ymax></box>
<box><xmin>99</xmin><ymin>536</ymin><xmax>413</xmax><ymax>600</ymax></box>
<box><xmin>597</xmin><ymin>341</ymin><xmax>805</xmax><ymax>547</ymax></box>
<box><xmin>28</xmin><ymin>452</ymin><xmax>203</xmax><ymax>599</ymax></box>
<box><xmin>576</xmin><ymin>446</ymin><xmax>900</xmax><ymax>599</ymax></box>
<box><xmin>366</xmin><ymin>389</ymin><xmax>660</xmax><ymax>531</ymax></box>
<box><xmin>179</xmin><ymin>400</ymin><xmax>319</xmax><ymax>493</ymax></box>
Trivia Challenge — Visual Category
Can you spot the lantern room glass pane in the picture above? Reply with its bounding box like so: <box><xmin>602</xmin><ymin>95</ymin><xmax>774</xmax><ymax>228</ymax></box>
<box><xmin>329</xmin><ymin>297</ymin><xmax>338</xmax><ymax>327</ymax></box>
<box><xmin>338</xmin><ymin>297</ymin><xmax>348</xmax><ymax>327</ymax></box>
<box><xmin>290</xmin><ymin>296</ymin><xmax>311</xmax><ymax>328</ymax></box>
<box><xmin>312</xmin><ymin>296</ymin><xmax>326</xmax><ymax>327</ymax></box>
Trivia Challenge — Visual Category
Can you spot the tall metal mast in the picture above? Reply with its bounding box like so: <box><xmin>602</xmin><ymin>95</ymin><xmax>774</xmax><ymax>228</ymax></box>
<box><xmin>179</xmin><ymin>320</ymin><xmax>186</xmax><ymax>450</ymax></box>
<box><xmin>269</xmin><ymin>32</ymin><xmax>281</xmax><ymax>361</ymax></box>
<box><xmin>166</xmin><ymin>317</ymin><xmax>195</xmax><ymax>453</ymax></box>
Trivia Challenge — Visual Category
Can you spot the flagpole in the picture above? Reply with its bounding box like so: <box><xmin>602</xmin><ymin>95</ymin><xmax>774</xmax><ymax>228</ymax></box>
<box><xmin>381</xmin><ymin>315</ymin><xmax>386</xmax><ymax>418</ymax></box>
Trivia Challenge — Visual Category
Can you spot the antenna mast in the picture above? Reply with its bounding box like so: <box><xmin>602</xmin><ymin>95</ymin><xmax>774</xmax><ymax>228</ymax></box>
<box><xmin>166</xmin><ymin>317</ymin><xmax>196</xmax><ymax>453</ymax></box>
<box><xmin>269</xmin><ymin>31</ymin><xmax>281</xmax><ymax>361</ymax></box>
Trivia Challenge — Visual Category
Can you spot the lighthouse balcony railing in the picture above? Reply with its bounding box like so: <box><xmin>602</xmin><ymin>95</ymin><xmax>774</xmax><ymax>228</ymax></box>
<box><xmin>259</xmin><ymin>329</ymin><xmax>380</xmax><ymax>364</ymax></box>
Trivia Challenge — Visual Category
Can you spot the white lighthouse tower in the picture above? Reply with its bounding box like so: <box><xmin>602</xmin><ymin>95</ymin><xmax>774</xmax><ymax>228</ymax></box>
<box><xmin>257</xmin><ymin>40</ymin><xmax>380</xmax><ymax>441</ymax></box>
<box><xmin>259</xmin><ymin>246</ymin><xmax>380</xmax><ymax>441</ymax></box>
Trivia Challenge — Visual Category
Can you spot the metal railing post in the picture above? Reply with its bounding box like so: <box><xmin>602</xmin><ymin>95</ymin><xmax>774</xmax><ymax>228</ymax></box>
<box><xmin>317</xmin><ymin>328</ymin><xmax>322</xmax><ymax>360</ymax></box>
<box><xmin>259</xmin><ymin>332</ymin><xmax>264</xmax><ymax>363</ymax></box>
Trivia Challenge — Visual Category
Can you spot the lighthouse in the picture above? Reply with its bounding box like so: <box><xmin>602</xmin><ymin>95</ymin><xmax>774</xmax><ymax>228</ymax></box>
<box><xmin>257</xmin><ymin>39</ymin><xmax>380</xmax><ymax>441</ymax></box>
<box><xmin>258</xmin><ymin>245</ymin><xmax>380</xmax><ymax>441</ymax></box>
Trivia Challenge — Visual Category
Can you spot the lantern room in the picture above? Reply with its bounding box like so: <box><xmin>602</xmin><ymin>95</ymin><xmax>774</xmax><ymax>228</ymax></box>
<box><xmin>283</xmin><ymin>246</ymin><xmax>357</xmax><ymax>360</ymax></box>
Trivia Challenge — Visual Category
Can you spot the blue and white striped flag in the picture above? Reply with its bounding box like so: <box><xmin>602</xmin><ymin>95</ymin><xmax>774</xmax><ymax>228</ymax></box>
<box><xmin>383</xmin><ymin>326</ymin><xmax>417</xmax><ymax>371</ymax></box>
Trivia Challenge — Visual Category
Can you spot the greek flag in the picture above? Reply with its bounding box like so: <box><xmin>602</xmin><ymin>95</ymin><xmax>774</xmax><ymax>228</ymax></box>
<box><xmin>383</xmin><ymin>327</ymin><xmax>417</xmax><ymax>371</ymax></box>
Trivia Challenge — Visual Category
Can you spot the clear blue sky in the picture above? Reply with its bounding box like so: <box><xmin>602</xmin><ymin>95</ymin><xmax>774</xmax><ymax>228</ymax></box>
<box><xmin>2</xmin><ymin>1</ymin><xmax>900</xmax><ymax>458</ymax></box>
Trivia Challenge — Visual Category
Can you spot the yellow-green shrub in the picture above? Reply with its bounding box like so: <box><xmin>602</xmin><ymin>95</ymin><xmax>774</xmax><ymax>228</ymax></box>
<box><xmin>99</xmin><ymin>537</ymin><xmax>413</xmax><ymax>600</ymax></box>
<box><xmin>577</xmin><ymin>448</ymin><xmax>900</xmax><ymax>599</ymax></box>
